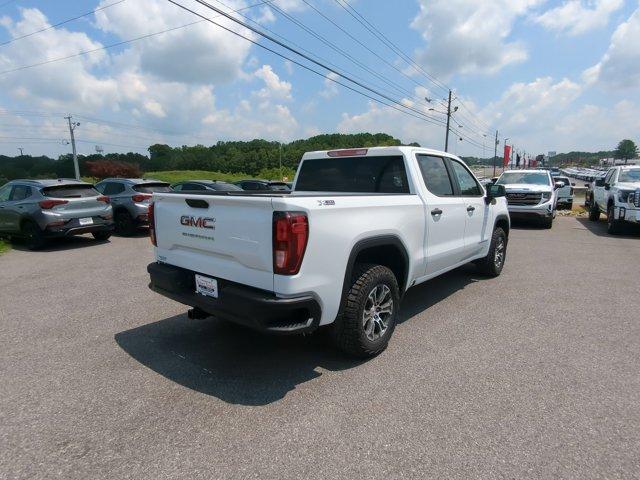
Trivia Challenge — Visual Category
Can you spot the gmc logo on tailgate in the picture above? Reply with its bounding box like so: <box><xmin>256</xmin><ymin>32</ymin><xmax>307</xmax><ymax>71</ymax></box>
<box><xmin>180</xmin><ymin>216</ymin><xmax>215</xmax><ymax>229</ymax></box>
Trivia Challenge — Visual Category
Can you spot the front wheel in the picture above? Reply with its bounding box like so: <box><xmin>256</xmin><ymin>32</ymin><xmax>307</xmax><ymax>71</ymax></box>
<box><xmin>588</xmin><ymin>204</ymin><xmax>600</xmax><ymax>221</ymax></box>
<box><xmin>607</xmin><ymin>205</ymin><xmax>623</xmax><ymax>235</ymax></box>
<box><xmin>476</xmin><ymin>227</ymin><xmax>507</xmax><ymax>277</ymax></box>
<box><xmin>332</xmin><ymin>264</ymin><xmax>399</xmax><ymax>358</ymax></box>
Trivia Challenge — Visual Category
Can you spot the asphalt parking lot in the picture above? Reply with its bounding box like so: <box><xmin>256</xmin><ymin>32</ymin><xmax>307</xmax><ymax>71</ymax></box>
<box><xmin>1</xmin><ymin>217</ymin><xmax>639</xmax><ymax>479</ymax></box>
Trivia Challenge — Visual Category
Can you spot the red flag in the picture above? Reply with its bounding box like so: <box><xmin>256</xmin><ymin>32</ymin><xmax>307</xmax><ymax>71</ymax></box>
<box><xmin>503</xmin><ymin>145</ymin><xmax>511</xmax><ymax>167</ymax></box>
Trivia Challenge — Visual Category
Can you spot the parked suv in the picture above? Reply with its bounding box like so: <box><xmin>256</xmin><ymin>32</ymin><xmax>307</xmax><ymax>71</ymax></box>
<box><xmin>495</xmin><ymin>170</ymin><xmax>561</xmax><ymax>228</ymax></box>
<box><xmin>95</xmin><ymin>178</ymin><xmax>171</xmax><ymax>234</ymax></box>
<box><xmin>589</xmin><ymin>166</ymin><xmax>640</xmax><ymax>234</ymax></box>
<box><xmin>235</xmin><ymin>179</ymin><xmax>290</xmax><ymax>191</ymax></box>
<box><xmin>0</xmin><ymin>179</ymin><xmax>113</xmax><ymax>249</ymax></box>
<box><xmin>554</xmin><ymin>176</ymin><xmax>575</xmax><ymax>210</ymax></box>
<box><xmin>172</xmin><ymin>180</ymin><xmax>242</xmax><ymax>192</ymax></box>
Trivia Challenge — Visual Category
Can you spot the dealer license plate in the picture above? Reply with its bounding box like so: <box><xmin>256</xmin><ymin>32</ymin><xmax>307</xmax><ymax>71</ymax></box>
<box><xmin>195</xmin><ymin>274</ymin><xmax>218</xmax><ymax>298</ymax></box>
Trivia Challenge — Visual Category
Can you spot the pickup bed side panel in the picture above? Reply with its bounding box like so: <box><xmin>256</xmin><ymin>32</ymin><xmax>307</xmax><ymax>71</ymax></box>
<box><xmin>272</xmin><ymin>195</ymin><xmax>425</xmax><ymax>326</ymax></box>
<box><xmin>153</xmin><ymin>193</ymin><xmax>275</xmax><ymax>292</ymax></box>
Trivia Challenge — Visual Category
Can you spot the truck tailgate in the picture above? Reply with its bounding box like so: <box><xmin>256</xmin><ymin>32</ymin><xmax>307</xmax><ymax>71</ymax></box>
<box><xmin>153</xmin><ymin>193</ymin><xmax>275</xmax><ymax>292</ymax></box>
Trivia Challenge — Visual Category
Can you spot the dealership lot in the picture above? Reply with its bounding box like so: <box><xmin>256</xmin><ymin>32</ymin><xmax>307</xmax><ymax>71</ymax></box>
<box><xmin>1</xmin><ymin>217</ymin><xmax>639</xmax><ymax>479</ymax></box>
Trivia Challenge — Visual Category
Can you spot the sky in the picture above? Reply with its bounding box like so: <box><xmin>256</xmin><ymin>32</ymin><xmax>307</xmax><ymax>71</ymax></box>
<box><xmin>0</xmin><ymin>0</ymin><xmax>639</xmax><ymax>159</ymax></box>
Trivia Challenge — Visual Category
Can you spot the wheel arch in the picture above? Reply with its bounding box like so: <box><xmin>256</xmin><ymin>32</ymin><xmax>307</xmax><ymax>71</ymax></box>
<box><xmin>494</xmin><ymin>214</ymin><xmax>510</xmax><ymax>239</ymax></box>
<box><xmin>341</xmin><ymin>235</ymin><xmax>410</xmax><ymax>302</ymax></box>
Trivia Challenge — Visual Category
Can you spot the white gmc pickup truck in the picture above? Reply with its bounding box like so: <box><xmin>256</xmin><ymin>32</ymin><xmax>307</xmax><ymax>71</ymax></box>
<box><xmin>147</xmin><ymin>147</ymin><xmax>510</xmax><ymax>357</ymax></box>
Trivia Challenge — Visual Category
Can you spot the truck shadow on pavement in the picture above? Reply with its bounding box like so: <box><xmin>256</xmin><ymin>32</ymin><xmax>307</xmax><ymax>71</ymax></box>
<box><xmin>114</xmin><ymin>266</ymin><xmax>480</xmax><ymax>406</ymax></box>
<box><xmin>8</xmin><ymin>235</ymin><xmax>112</xmax><ymax>252</ymax></box>
<box><xmin>576</xmin><ymin>217</ymin><xmax>640</xmax><ymax>238</ymax></box>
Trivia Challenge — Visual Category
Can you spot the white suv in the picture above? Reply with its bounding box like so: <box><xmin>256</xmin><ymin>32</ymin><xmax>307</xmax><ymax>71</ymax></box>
<box><xmin>495</xmin><ymin>170</ymin><xmax>560</xmax><ymax>228</ymax></box>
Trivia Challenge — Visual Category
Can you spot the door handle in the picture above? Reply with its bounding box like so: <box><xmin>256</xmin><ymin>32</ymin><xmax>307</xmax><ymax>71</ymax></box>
<box><xmin>431</xmin><ymin>208</ymin><xmax>443</xmax><ymax>216</ymax></box>
<box><xmin>467</xmin><ymin>205</ymin><xmax>476</xmax><ymax>212</ymax></box>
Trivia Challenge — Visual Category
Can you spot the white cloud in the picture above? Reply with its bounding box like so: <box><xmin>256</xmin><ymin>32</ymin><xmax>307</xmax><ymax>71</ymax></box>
<box><xmin>319</xmin><ymin>72</ymin><xmax>339</xmax><ymax>99</ymax></box>
<box><xmin>253</xmin><ymin>65</ymin><xmax>292</xmax><ymax>100</ymax></box>
<box><xmin>534</xmin><ymin>0</ymin><xmax>624</xmax><ymax>36</ymax></box>
<box><xmin>410</xmin><ymin>0</ymin><xmax>543</xmax><ymax>78</ymax></box>
<box><xmin>94</xmin><ymin>0</ymin><xmax>253</xmax><ymax>85</ymax></box>
<box><xmin>583</xmin><ymin>5</ymin><xmax>640</xmax><ymax>89</ymax></box>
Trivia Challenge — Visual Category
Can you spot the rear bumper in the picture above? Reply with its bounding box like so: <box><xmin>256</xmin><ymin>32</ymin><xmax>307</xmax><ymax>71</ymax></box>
<box><xmin>44</xmin><ymin>219</ymin><xmax>114</xmax><ymax>237</ymax></box>
<box><xmin>147</xmin><ymin>262</ymin><xmax>322</xmax><ymax>335</ymax></box>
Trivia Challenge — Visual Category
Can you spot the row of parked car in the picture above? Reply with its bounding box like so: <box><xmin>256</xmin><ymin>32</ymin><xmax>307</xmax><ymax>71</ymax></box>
<box><xmin>0</xmin><ymin>177</ymin><xmax>291</xmax><ymax>249</ymax></box>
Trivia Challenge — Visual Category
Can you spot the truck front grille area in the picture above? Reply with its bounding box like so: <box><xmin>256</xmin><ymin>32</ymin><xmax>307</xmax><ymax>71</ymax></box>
<box><xmin>506</xmin><ymin>192</ymin><xmax>543</xmax><ymax>206</ymax></box>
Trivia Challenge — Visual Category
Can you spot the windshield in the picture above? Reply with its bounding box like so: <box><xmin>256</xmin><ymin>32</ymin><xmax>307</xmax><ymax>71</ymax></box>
<box><xmin>497</xmin><ymin>172</ymin><xmax>550</xmax><ymax>186</ymax></box>
<box><xmin>618</xmin><ymin>169</ymin><xmax>640</xmax><ymax>183</ymax></box>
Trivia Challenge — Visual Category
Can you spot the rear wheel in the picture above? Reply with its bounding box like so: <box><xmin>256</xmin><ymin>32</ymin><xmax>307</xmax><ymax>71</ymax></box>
<box><xmin>22</xmin><ymin>220</ymin><xmax>46</xmax><ymax>250</ymax></box>
<box><xmin>541</xmin><ymin>216</ymin><xmax>553</xmax><ymax>229</ymax></box>
<box><xmin>332</xmin><ymin>264</ymin><xmax>399</xmax><ymax>358</ymax></box>
<box><xmin>607</xmin><ymin>205</ymin><xmax>623</xmax><ymax>235</ymax></box>
<box><xmin>92</xmin><ymin>231</ymin><xmax>112</xmax><ymax>241</ymax></box>
<box><xmin>476</xmin><ymin>227</ymin><xmax>507</xmax><ymax>277</ymax></box>
<box><xmin>115</xmin><ymin>211</ymin><xmax>135</xmax><ymax>235</ymax></box>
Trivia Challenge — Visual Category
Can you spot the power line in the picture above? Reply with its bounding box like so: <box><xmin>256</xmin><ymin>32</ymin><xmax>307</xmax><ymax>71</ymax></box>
<box><xmin>171</xmin><ymin>0</ymin><xmax>452</xmax><ymax>131</ymax></box>
<box><xmin>0</xmin><ymin>0</ymin><xmax>127</xmax><ymax>47</ymax></box>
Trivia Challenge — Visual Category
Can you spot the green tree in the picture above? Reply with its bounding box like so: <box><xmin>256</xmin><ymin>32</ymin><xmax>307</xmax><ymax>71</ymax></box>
<box><xmin>615</xmin><ymin>139</ymin><xmax>639</xmax><ymax>164</ymax></box>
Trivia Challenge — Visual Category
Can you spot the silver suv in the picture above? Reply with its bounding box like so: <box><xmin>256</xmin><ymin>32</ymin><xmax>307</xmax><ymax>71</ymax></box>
<box><xmin>95</xmin><ymin>178</ymin><xmax>171</xmax><ymax>235</ymax></box>
<box><xmin>0</xmin><ymin>179</ymin><xmax>114</xmax><ymax>249</ymax></box>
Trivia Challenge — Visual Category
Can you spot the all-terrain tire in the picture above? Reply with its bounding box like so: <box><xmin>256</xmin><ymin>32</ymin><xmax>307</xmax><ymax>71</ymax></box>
<box><xmin>332</xmin><ymin>264</ymin><xmax>400</xmax><ymax>358</ymax></box>
<box><xmin>588</xmin><ymin>204</ymin><xmax>600</xmax><ymax>221</ymax></box>
<box><xmin>476</xmin><ymin>227</ymin><xmax>507</xmax><ymax>277</ymax></box>
<box><xmin>92</xmin><ymin>231</ymin><xmax>112</xmax><ymax>241</ymax></box>
<box><xmin>607</xmin><ymin>205</ymin><xmax>623</xmax><ymax>235</ymax></box>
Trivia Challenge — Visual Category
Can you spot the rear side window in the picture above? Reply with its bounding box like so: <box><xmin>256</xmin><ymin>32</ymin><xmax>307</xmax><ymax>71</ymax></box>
<box><xmin>296</xmin><ymin>156</ymin><xmax>409</xmax><ymax>193</ymax></box>
<box><xmin>416</xmin><ymin>155</ymin><xmax>453</xmax><ymax>196</ymax></box>
<box><xmin>133</xmin><ymin>183</ymin><xmax>171</xmax><ymax>193</ymax></box>
<box><xmin>100</xmin><ymin>183</ymin><xmax>126</xmax><ymax>195</ymax></box>
<box><xmin>10</xmin><ymin>185</ymin><xmax>32</xmax><ymax>200</ymax></box>
<box><xmin>42</xmin><ymin>185</ymin><xmax>100</xmax><ymax>198</ymax></box>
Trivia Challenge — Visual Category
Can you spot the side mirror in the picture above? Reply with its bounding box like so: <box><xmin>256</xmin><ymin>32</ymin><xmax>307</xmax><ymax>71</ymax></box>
<box><xmin>584</xmin><ymin>184</ymin><xmax>590</xmax><ymax>188</ymax></box>
<box><xmin>571</xmin><ymin>183</ymin><xmax>576</xmax><ymax>187</ymax></box>
<box><xmin>491</xmin><ymin>177</ymin><xmax>499</xmax><ymax>184</ymax></box>
<box><xmin>554</xmin><ymin>182</ymin><xmax>564</xmax><ymax>190</ymax></box>
<box><xmin>604</xmin><ymin>183</ymin><xmax>611</xmax><ymax>190</ymax></box>
<box><xmin>485</xmin><ymin>184</ymin><xmax>506</xmax><ymax>204</ymax></box>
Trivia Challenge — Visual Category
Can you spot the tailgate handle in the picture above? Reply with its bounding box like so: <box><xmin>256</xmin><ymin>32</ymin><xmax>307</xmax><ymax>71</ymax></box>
<box><xmin>185</xmin><ymin>199</ymin><xmax>209</xmax><ymax>209</ymax></box>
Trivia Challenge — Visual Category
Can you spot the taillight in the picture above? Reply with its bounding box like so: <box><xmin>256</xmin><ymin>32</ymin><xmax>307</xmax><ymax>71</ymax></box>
<box><xmin>38</xmin><ymin>199</ymin><xmax>68</xmax><ymax>209</ymax></box>
<box><xmin>148</xmin><ymin>202</ymin><xmax>157</xmax><ymax>246</ymax></box>
<box><xmin>273</xmin><ymin>212</ymin><xmax>308</xmax><ymax>275</ymax></box>
<box><xmin>97</xmin><ymin>195</ymin><xmax>110</xmax><ymax>204</ymax></box>
<box><xmin>132</xmin><ymin>194</ymin><xmax>152</xmax><ymax>203</ymax></box>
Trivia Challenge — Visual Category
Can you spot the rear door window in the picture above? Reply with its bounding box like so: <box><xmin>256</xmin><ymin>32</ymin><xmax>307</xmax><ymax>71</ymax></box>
<box><xmin>295</xmin><ymin>155</ymin><xmax>409</xmax><ymax>193</ymax></box>
<box><xmin>42</xmin><ymin>185</ymin><xmax>100</xmax><ymax>198</ymax></box>
<box><xmin>0</xmin><ymin>184</ymin><xmax>11</xmax><ymax>202</ymax></box>
<box><xmin>416</xmin><ymin>155</ymin><xmax>454</xmax><ymax>196</ymax></box>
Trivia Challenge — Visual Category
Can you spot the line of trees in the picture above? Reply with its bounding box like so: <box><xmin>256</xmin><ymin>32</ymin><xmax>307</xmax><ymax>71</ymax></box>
<box><xmin>0</xmin><ymin>133</ymin><xmax>410</xmax><ymax>182</ymax></box>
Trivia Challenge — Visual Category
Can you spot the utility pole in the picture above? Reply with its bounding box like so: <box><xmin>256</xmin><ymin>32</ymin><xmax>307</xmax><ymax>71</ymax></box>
<box><xmin>493</xmin><ymin>130</ymin><xmax>499</xmax><ymax>177</ymax></box>
<box><xmin>18</xmin><ymin>147</ymin><xmax>24</xmax><ymax>156</ymax></box>
<box><xmin>65</xmin><ymin>115</ymin><xmax>80</xmax><ymax>180</ymax></box>
<box><xmin>443</xmin><ymin>90</ymin><xmax>458</xmax><ymax>152</ymax></box>
<box><xmin>279</xmin><ymin>142</ymin><xmax>283</xmax><ymax>180</ymax></box>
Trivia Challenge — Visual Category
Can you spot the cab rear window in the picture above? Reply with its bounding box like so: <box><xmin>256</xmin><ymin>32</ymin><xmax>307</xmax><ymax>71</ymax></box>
<box><xmin>295</xmin><ymin>156</ymin><xmax>409</xmax><ymax>193</ymax></box>
<box><xmin>133</xmin><ymin>183</ymin><xmax>172</xmax><ymax>193</ymax></box>
<box><xmin>42</xmin><ymin>185</ymin><xmax>100</xmax><ymax>198</ymax></box>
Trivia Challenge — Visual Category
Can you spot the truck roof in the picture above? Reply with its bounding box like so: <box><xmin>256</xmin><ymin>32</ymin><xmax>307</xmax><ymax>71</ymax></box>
<box><xmin>301</xmin><ymin>146</ymin><xmax>460</xmax><ymax>160</ymax></box>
